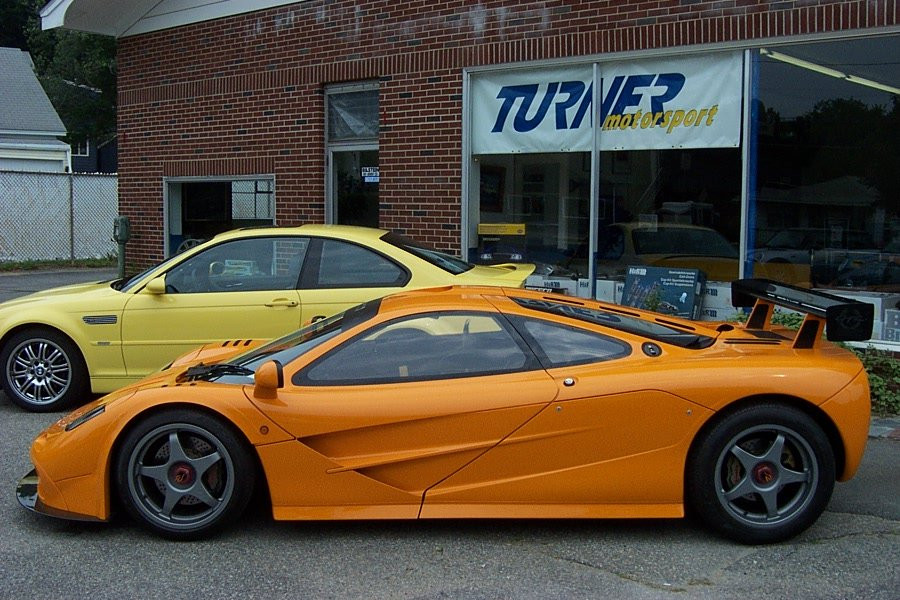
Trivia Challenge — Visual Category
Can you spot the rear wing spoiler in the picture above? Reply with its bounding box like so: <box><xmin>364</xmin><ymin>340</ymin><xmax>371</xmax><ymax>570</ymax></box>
<box><xmin>731</xmin><ymin>278</ymin><xmax>874</xmax><ymax>348</ymax></box>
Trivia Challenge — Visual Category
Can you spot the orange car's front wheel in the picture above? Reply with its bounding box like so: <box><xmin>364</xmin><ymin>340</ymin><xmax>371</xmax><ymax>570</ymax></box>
<box><xmin>114</xmin><ymin>409</ymin><xmax>256</xmax><ymax>540</ymax></box>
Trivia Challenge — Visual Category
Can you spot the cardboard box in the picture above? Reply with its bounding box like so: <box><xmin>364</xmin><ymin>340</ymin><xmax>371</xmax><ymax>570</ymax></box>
<box><xmin>524</xmin><ymin>275</ymin><xmax>578</xmax><ymax>296</ymax></box>
<box><xmin>883</xmin><ymin>309</ymin><xmax>900</xmax><ymax>342</ymax></box>
<box><xmin>586</xmin><ymin>279</ymin><xmax>623</xmax><ymax>303</ymax></box>
<box><xmin>702</xmin><ymin>282</ymin><xmax>734</xmax><ymax>310</ymax></box>
<box><xmin>622</xmin><ymin>266</ymin><xmax>706</xmax><ymax>319</ymax></box>
<box><xmin>816</xmin><ymin>289</ymin><xmax>900</xmax><ymax>321</ymax></box>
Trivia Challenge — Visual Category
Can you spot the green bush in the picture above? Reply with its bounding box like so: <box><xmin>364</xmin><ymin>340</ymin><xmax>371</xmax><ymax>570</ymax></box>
<box><xmin>854</xmin><ymin>347</ymin><xmax>900</xmax><ymax>416</ymax></box>
<box><xmin>0</xmin><ymin>256</ymin><xmax>116</xmax><ymax>272</ymax></box>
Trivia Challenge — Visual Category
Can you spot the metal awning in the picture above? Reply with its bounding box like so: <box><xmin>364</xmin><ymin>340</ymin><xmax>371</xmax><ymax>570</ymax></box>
<box><xmin>40</xmin><ymin>0</ymin><xmax>303</xmax><ymax>37</ymax></box>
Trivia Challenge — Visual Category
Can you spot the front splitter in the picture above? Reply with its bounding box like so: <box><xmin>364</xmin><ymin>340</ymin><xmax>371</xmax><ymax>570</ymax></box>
<box><xmin>16</xmin><ymin>468</ymin><xmax>103</xmax><ymax>522</ymax></box>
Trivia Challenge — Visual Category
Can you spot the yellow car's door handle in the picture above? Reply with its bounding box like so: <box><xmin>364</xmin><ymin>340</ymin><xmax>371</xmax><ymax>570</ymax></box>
<box><xmin>265</xmin><ymin>299</ymin><xmax>299</xmax><ymax>308</ymax></box>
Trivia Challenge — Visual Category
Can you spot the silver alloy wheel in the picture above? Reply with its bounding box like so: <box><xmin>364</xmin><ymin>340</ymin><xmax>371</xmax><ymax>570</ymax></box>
<box><xmin>126</xmin><ymin>423</ymin><xmax>236</xmax><ymax>532</ymax></box>
<box><xmin>713</xmin><ymin>423</ymin><xmax>818</xmax><ymax>528</ymax></box>
<box><xmin>6</xmin><ymin>337</ymin><xmax>72</xmax><ymax>407</ymax></box>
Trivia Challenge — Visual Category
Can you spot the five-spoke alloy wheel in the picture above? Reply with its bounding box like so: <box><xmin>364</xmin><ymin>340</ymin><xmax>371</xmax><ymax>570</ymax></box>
<box><xmin>115</xmin><ymin>409</ymin><xmax>255</xmax><ymax>540</ymax></box>
<box><xmin>687</xmin><ymin>403</ymin><xmax>835</xmax><ymax>544</ymax></box>
<box><xmin>0</xmin><ymin>328</ymin><xmax>88</xmax><ymax>412</ymax></box>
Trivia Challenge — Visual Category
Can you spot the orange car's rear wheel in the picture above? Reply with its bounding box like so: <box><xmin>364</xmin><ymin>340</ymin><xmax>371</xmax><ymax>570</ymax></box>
<box><xmin>115</xmin><ymin>409</ymin><xmax>255</xmax><ymax>540</ymax></box>
<box><xmin>686</xmin><ymin>403</ymin><xmax>835</xmax><ymax>544</ymax></box>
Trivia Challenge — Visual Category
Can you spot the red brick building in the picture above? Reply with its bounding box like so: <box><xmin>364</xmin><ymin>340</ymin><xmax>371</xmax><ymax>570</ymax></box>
<box><xmin>44</xmin><ymin>2</ymin><xmax>898</xmax><ymax>309</ymax></box>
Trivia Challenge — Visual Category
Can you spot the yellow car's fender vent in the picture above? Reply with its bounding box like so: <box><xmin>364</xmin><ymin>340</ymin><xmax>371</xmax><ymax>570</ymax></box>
<box><xmin>82</xmin><ymin>315</ymin><xmax>117</xmax><ymax>325</ymax></box>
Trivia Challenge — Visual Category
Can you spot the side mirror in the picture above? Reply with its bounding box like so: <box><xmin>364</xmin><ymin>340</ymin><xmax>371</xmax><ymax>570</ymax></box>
<box><xmin>253</xmin><ymin>360</ymin><xmax>284</xmax><ymax>400</ymax></box>
<box><xmin>145</xmin><ymin>276</ymin><xmax>166</xmax><ymax>294</ymax></box>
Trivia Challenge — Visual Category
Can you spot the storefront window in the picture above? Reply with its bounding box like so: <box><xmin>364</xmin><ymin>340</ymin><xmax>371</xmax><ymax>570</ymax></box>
<box><xmin>474</xmin><ymin>152</ymin><xmax>589</xmax><ymax>270</ymax></box>
<box><xmin>753</xmin><ymin>35</ymin><xmax>899</xmax><ymax>291</ymax></box>
<box><xmin>591</xmin><ymin>148</ymin><xmax>742</xmax><ymax>282</ymax></box>
<box><xmin>469</xmin><ymin>54</ymin><xmax>744</xmax><ymax>285</ymax></box>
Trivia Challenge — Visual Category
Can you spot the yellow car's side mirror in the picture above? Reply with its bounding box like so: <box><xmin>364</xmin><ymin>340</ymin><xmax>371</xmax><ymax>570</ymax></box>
<box><xmin>144</xmin><ymin>276</ymin><xmax>167</xmax><ymax>295</ymax></box>
<box><xmin>253</xmin><ymin>360</ymin><xmax>283</xmax><ymax>400</ymax></box>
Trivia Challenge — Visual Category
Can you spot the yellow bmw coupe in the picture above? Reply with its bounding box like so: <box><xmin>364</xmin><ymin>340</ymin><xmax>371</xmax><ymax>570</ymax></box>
<box><xmin>0</xmin><ymin>225</ymin><xmax>533</xmax><ymax>411</ymax></box>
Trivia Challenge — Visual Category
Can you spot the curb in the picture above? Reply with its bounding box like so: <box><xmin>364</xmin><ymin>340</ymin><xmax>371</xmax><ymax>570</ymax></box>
<box><xmin>869</xmin><ymin>417</ymin><xmax>900</xmax><ymax>440</ymax></box>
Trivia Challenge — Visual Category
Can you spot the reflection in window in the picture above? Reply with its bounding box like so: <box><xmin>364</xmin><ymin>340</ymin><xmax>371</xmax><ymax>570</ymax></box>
<box><xmin>519</xmin><ymin>317</ymin><xmax>630</xmax><ymax>367</ymax></box>
<box><xmin>165</xmin><ymin>237</ymin><xmax>307</xmax><ymax>293</ymax></box>
<box><xmin>314</xmin><ymin>239</ymin><xmax>407</xmax><ymax>287</ymax></box>
<box><xmin>327</xmin><ymin>88</ymin><xmax>379</xmax><ymax>141</ymax></box>
<box><xmin>754</xmin><ymin>36</ymin><xmax>899</xmax><ymax>291</ymax></box>
<box><xmin>301</xmin><ymin>312</ymin><xmax>530</xmax><ymax>384</ymax></box>
<box><xmin>474</xmin><ymin>152</ymin><xmax>590</xmax><ymax>273</ymax></box>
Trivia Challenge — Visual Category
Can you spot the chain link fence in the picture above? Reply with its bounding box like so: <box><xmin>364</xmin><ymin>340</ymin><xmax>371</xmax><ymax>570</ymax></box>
<box><xmin>0</xmin><ymin>171</ymin><xmax>118</xmax><ymax>261</ymax></box>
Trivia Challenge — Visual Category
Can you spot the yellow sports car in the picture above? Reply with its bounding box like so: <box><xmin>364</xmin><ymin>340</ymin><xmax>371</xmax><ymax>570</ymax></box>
<box><xmin>0</xmin><ymin>225</ymin><xmax>533</xmax><ymax>411</ymax></box>
<box><xmin>18</xmin><ymin>280</ymin><xmax>872</xmax><ymax>544</ymax></box>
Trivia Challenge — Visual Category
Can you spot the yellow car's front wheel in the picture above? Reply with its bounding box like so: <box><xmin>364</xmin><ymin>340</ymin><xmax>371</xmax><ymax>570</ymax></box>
<box><xmin>0</xmin><ymin>328</ymin><xmax>89</xmax><ymax>412</ymax></box>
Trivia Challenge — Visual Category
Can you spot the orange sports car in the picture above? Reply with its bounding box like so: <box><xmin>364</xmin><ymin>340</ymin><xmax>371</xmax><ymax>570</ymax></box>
<box><xmin>17</xmin><ymin>279</ymin><xmax>873</xmax><ymax>544</ymax></box>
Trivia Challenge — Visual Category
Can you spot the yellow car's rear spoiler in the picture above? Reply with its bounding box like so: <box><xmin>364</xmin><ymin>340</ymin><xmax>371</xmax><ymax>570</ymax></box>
<box><xmin>731</xmin><ymin>278</ymin><xmax>874</xmax><ymax>348</ymax></box>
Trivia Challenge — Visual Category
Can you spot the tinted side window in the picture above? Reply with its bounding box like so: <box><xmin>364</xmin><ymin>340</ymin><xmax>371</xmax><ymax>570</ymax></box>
<box><xmin>298</xmin><ymin>312</ymin><xmax>533</xmax><ymax>385</ymax></box>
<box><xmin>518</xmin><ymin>317</ymin><xmax>630</xmax><ymax>367</ymax></box>
<box><xmin>315</xmin><ymin>239</ymin><xmax>408</xmax><ymax>287</ymax></box>
<box><xmin>165</xmin><ymin>237</ymin><xmax>307</xmax><ymax>294</ymax></box>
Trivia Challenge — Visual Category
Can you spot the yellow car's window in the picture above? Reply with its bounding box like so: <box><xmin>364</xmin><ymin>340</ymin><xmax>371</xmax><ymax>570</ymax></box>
<box><xmin>165</xmin><ymin>237</ymin><xmax>308</xmax><ymax>293</ymax></box>
<box><xmin>314</xmin><ymin>239</ymin><xmax>407</xmax><ymax>287</ymax></box>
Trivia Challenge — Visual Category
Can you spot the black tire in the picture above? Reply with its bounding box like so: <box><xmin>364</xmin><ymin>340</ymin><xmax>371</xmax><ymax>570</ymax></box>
<box><xmin>0</xmin><ymin>328</ymin><xmax>89</xmax><ymax>412</ymax></box>
<box><xmin>114</xmin><ymin>409</ymin><xmax>256</xmax><ymax>540</ymax></box>
<box><xmin>686</xmin><ymin>403</ymin><xmax>835</xmax><ymax>544</ymax></box>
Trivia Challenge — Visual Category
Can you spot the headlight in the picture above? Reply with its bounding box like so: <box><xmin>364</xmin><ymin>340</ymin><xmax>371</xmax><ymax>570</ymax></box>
<box><xmin>64</xmin><ymin>405</ymin><xmax>105</xmax><ymax>431</ymax></box>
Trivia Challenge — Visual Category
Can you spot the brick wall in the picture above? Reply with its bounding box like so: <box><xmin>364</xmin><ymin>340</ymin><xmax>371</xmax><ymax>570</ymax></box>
<box><xmin>117</xmin><ymin>0</ymin><xmax>898</xmax><ymax>269</ymax></box>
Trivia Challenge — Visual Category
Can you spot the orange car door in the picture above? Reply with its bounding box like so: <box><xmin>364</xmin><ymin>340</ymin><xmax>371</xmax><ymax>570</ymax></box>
<box><xmin>250</xmin><ymin>311</ymin><xmax>559</xmax><ymax>516</ymax></box>
<box><xmin>421</xmin><ymin>316</ymin><xmax>708</xmax><ymax>518</ymax></box>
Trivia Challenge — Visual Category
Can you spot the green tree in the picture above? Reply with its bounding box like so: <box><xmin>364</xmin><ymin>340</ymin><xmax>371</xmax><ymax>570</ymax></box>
<box><xmin>13</xmin><ymin>0</ymin><xmax>117</xmax><ymax>144</ymax></box>
<box><xmin>0</xmin><ymin>0</ymin><xmax>32</xmax><ymax>49</ymax></box>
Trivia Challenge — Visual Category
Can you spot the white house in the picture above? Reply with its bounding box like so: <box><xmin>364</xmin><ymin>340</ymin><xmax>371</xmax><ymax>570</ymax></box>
<box><xmin>0</xmin><ymin>47</ymin><xmax>70</xmax><ymax>173</ymax></box>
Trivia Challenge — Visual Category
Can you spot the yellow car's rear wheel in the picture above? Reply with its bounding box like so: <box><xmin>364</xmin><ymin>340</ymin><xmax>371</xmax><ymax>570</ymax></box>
<box><xmin>115</xmin><ymin>409</ymin><xmax>256</xmax><ymax>540</ymax></box>
<box><xmin>0</xmin><ymin>328</ymin><xmax>88</xmax><ymax>412</ymax></box>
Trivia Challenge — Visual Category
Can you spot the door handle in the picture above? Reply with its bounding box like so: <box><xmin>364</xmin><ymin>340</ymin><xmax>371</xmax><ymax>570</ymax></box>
<box><xmin>265</xmin><ymin>299</ymin><xmax>299</xmax><ymax>307</ymax></box>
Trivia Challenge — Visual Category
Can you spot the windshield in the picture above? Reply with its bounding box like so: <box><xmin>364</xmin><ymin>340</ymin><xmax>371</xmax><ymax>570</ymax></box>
<box><xmin>208</xmin><ymin>298</ymin><xmax>383</xmax><ymax>382</ymax></box>
<box><xmin>382</xmin><ymin>232</ymin><xmax>474</xmax><ymax>275</ymax></box>
<box><xmin>632</xmin><ymin>227</ymin><xmax>738</xmax><ymax>258</ymax></box>
<box><xmin>116</xmin><ymin>252</ymin><xmax>186</xmax><ymax>292</ymax></box>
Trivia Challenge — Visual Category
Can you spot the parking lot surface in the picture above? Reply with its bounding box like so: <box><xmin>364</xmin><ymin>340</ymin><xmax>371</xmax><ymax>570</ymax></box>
<box><xmin>0</xmin><ymin>269</ymin><xmax>897</xmax><ymax>599</ymax></box>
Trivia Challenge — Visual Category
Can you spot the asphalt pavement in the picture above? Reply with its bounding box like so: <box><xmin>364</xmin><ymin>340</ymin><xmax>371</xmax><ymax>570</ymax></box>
<box><xmin>0</xmin><ymin>268</ymin><xmax>896</xmax><ymax>599</ymax></box>
<box><xmin>0</xmin><ymin>267</ymin><xmax>118</xmax><ymax>303</ymax></box>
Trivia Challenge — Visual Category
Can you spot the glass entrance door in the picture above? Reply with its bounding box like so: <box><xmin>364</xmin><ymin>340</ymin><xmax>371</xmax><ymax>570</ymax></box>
<box><xmin>331</xmin><ymin>149</ymin><xmax>379</xmax><ymax>228</ymax></box>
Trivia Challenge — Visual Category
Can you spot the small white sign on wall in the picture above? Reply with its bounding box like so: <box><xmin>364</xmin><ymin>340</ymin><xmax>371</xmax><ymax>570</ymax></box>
<box><xmin>362</xmin><ymin>166</ymin><xmax>379</xmax><ymax>183</ymax></box>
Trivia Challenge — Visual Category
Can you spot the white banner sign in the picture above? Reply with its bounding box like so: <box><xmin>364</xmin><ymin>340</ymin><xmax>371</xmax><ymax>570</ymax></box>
<box><xmin>471</xmin><ymin>52</ymin><xmax>743</xmax><ymax>153</ymax></box>
<box><xmin>471</xmin><ymin>65</ymin><xmax>593</xmax><ymax>154</ymax></box>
